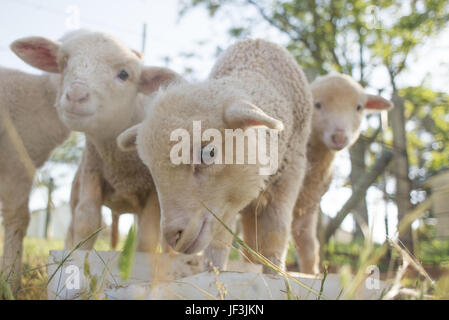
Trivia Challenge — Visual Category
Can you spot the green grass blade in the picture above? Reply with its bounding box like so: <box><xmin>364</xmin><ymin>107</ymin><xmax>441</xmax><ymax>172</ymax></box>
<box><xmin>0</xmin><ymin>275</ymin><xmax>15</xmax><ymax>300</ymax></box>
<box><xmin>200</xmin><ymin>201</ymin><xmax>327</xmax><ymax>299</ymax></box>
<box><xmin>47</xmin><ymin>227</ymin><xmax>104</xmax><ymax>286</ymax></box>
<box><xmin>118</xmin><ymin>224</ymin><xmax>137</xmax><ymax>281</ymax></box>
<box><xmin>318</xmin><ymin>264</ymin><xmax>328</xmax><ymax>300</ymax></box>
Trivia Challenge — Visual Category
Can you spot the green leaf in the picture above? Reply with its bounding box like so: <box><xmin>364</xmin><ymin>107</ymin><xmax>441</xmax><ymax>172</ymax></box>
<box><xmin>118</xmin><ymin>224</ymin><xmax>137</xmax><ymax>281</ymax></box>
<box><xmin>0</xmin><ymin>275</ymin><xmax>15</xmax><ymax>300</ymax></box>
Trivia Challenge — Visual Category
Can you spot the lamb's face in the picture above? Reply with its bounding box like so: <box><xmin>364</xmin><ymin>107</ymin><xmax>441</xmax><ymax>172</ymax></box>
<box><xmin>54</xmin><ymin>33</ymin><xmax>143</xmax><ymax>133</ymax></box>
<box><xmin>311</xmin><ymin>74</ymin><xmax>393</xmax><ymax>151</ymax></box>
<box><xmin>117</xmin><ymin>83</ymin><xmax>283</xmax><ymax>254</ymax></box>
<box><xmin>11</xmin><ymin>31</ymin><xmax>180</xmax><ymax>136</ymax></box>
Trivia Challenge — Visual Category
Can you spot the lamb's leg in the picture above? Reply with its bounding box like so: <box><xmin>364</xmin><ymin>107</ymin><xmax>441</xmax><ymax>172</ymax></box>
<box><xmin>241</xmin><ymin>202</ymin><xmax>289</xmax><ymax>271</ymax></box>
<box><xmin>252</xmin><ymin>205</ymin><xmax>291</xmax><ymax>273</ymax></box>
<box><xmin>240</xmin><ymin>203</ymin><xmax>260</xmax><ymax>262</ymax></box>
<box><xmin>291</xmin><ymin>207</ymin><xmax>320</xmax><ymax>274</ymax></box>
<box><xmin>203</xmin><ymin>216</ymin><xmax>236</xmax><ymax>271</ymax></box>
<box><xmin>65</xmin><ymin>166</ymin><xmax>80</xmax><ymax>249</ymax></box>
<box><xmin>67</xmin><ymin>170</ymin><xmax>103</xmax><ymax>250</ymax></box>
<box><xmin>136</xmin><ymin>191</ymin><xmax>161</xmax><ymax>253</ymax></box>
<box><xmin>1</xmin><ymin>198</ymin><xmax>30</xmax><ymax>291</ymax></box>
<box><xmin>110</xmin><ymin>211</ymin><xmax>120</xmax><ymax>250</ymax></box>
<box><xmin>250</xmin><ymin>169</ymin><xmax>305</xmax><ymax>274</ymax></box>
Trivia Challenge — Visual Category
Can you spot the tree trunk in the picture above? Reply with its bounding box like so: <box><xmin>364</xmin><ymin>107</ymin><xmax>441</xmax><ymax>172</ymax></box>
<box><xmin>325</xmin><ymin>149</ymin><xmax>393</xmax><ymax>242</ymax></box>
<box><xmin>349</xmin><ymin>139</ymin><xmax>369</xmax><ymax>239</ymax></box>
<box><xmin>390</xmin><ymin>93</ymin><xmax>414</xmax><ymax>253</ymax></box>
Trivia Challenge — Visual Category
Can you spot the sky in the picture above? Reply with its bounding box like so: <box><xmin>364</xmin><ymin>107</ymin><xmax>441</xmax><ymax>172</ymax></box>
<box><xmin>1</xmin><ymin>0</ymin><xmax>447</xmax><ymax>242</ymax></box>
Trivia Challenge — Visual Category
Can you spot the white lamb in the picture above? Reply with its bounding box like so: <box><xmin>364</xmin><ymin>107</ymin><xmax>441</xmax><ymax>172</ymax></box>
<box><xmin>291</xmin><ymin>73</ymin><xmax>393</xmax><ymax>274</ymax></box>
<box><xmin>117</xmin><ymin>39</ymin><xmax>313</xmax><ymax>273</ymax></box>
<box><xmin>12</xmin><ymin>30</ymin><xmax>183</xmax><ymax>253</ymax></box>
<box><xmin>0</xmin><ymin>64</ymin><xmax>69</xmax><ymax>289</ymax></box>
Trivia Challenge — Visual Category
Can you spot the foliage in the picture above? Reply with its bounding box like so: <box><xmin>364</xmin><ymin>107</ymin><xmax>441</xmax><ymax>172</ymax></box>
<box><xmin>0</xmin><ymin>275</ymin><xmax>14</xmax><ymax>300</ymax></box>
<box><xmin>180</xmin><ymin>0</ymin><xmax>449</xmax><ymax>244</ymax></box>
<box><xmin>322</xmin><ymin>237</ymin><xmax>449</xmax><ymax>271</ymax></box>
<box><xmin>370</xmin><ymin>0</ymin><xmax>449</xmax><ymax>86</ymax></box>
<box><xmin>434</xmin><ymin>273</ymin><xmax>449</xmax><ymax>299</ymax></box>
<box><xmin>419</xmin><ymin>238</ymin><xmax>449</xmax><ymax>265</ymax></box>
<box><xmin>118</xmin><ymin>224</ymin><xmax>137</xmax><ymax>281</ymax></box>
<box><xmin>181</xmin><ymin>1</ymin><xmax>449</xmax><ymax>80</ymax></box>
<box><xmin>401</xmin><ymin>86</ymin><xmax>449</xmax><ymax>176</ymax></box>
<box><xmin>323</xmin><ymin>239</ymin><xmax>387</xmax><ymax>271</ymax></box>
<box><xmin>49</xmin><ymin>132</ymin><xmax>84</xmax><ymax>165</ymax></box>
<box><xmin>32</xmin><ymin>132</ymin><xmax>85</xmax><ymax>202</ymax></box>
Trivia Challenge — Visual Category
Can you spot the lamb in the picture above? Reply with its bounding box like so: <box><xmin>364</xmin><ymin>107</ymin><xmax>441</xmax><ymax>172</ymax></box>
<box><xmin>0</xmin><ymin>66</ymin><xmax>69</xmax><ymax>289</ymax></box>
<box><xmin>11</xmin><ymin>30</ymin><xmax>183</xmax><ymax>253</ymax></box>
<box><xmin>117</xmin><ymin>39</ymin><xmax>313</xmax><ymax>273</ymax></box>
<box><xmin>291</xmin><ymin>73</ymin><xmax>393</xmax><ymax>274</ymax></box>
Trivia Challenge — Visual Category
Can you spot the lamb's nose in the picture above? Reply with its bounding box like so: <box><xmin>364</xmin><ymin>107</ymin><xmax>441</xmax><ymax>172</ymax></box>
<box><xmin>165</xmin><ymin>229</ymin><xmax>183</xmax><ymax>250</ymax></box>
<box><xmin>66</xmin><ymin>84</ymin><xmax>89</xmax><ymax>103</ymax></box>
<box><xmin>331</xmin><ymin>131</ymin><xmax>348</xmax><ymax>149</ymax></box>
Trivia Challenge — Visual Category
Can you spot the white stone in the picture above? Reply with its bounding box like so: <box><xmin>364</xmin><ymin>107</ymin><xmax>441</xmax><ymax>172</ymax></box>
<box><xmin>47</xmin><ymin>250</ymin><xmax>388</xmax><ymax>300</ymax></box>
<box><xmin>47</xmin><ymin>250</ymin><xmax>203</xmax><ymax>300</ymax></box>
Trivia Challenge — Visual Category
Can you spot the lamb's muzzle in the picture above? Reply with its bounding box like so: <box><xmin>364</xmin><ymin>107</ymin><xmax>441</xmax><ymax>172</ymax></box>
<box><xmin>164</xmin><ymin>214</ymin><xmax>212</xmax><ymax>254</ymax></box>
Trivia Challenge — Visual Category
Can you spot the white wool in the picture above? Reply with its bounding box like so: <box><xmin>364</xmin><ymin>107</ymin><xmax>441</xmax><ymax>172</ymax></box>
<box><xmin>118</xmin><ymin>39</ymin><xmax>313</xmax><ymax>273</ymax></box>
<box><xmin>0</xmin><ymin>67</ymin><xmax>69</xmax><ymax>289</ymax></box>
<box><xmin>9</xmin><ymin>30</ymin><xmax>183</xmax><ymax>263</ymax></box>
<box><xmin>292</xmin><ymin>73</ymin><xmax>393</xmax><ymax>274</ymax></box>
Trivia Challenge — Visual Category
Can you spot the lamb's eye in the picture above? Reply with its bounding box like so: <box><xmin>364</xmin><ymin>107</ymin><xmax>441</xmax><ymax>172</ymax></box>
<box><xmin>357</xmin><ymin>104</ymin><xmax>363</xmax><ymax>111</ymax></box>
<box><xmin>201</xmin><ymin>145</ymin><xmax>217</xmax><ymax>165</ymax></box>
<box><xmin>315</xmin><ymin>102</ymin><xmax>322</xmax><ymax>109</ymax></box>
<box><xmin>117</xmin><ymin>69</ymin><xmax>129</xmax><ymax>81</ymax></box>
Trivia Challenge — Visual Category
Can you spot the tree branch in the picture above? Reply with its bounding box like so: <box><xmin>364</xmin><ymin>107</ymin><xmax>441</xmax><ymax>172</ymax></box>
<box><xmin>325</xmin><ymin>148</ymin><xmax>394</xmax><ymax>242</ymax></box>
<box><xmin>246</xmin><ymin>0</ymin><xmax>326</xmax><ymax>72</ymax></box>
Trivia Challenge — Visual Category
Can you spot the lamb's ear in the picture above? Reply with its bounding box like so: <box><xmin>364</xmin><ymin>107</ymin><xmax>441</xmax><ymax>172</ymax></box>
<box><xmin>117</xmin><ymin>124</ymin><xmax>140</xmax><ymax>152</ymax></box>
<box><xmin>139</xmin><ymin>67</ymin><xmax>183</xmax><ymax>95</ymax></box>
<box><xmin>365</xmin><ymin>94</ymin><xmax>394</xmax><ymax>111</ymax></box>
<box><xmin>10</xmin><ymin>37</ymin><xmax>60</xmax><ymax>73</ymax></box>
<box><xmin>131</xmin><ymin>49</ymin><xmax>143</xmax><ymax>60</ymax></box>
<box><xmin>224</xmin><ymin>101</ymin><xmax>284</xmax><ymax>130</ymax></box>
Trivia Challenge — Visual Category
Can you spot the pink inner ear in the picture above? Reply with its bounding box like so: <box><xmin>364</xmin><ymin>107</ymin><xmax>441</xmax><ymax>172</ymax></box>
<box><xmin>140</xmin><ymin>72</ymin><xmax>173</xmax><ymax>94</ymax></box>
<box><xmin>15</xmin><ymin>42</ymin><xmax>58</xmax><ymax>72</ymax></box>
<box><xmin>131</xmin><ymin>49</ymin><xmax>143</xmax><ymax>60</ymax></box>
<box><xmin>140</xmin><ymin>75</ymin><xmax>160</xmax><ymax>94</ymax></box>
<box><xmin>248</xmin><ymin>120</ymin><xmax>263</xmax><ymax>127</ymax></box>
<box><xmin>365</xmin><ymin>97</ymin><xmax>391</xmax><ymax>110</ymax></box>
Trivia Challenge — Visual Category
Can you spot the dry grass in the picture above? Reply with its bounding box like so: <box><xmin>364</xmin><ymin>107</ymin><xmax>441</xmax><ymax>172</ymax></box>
<box><xmin>0</xmin><ymin>232</ymin><xmax>120</xmax><ymax>300</ymax></box>
<box><xmin>1</xmin><ymin>220</ymin><xmax>448</xmax><ymax>300</ymax></box>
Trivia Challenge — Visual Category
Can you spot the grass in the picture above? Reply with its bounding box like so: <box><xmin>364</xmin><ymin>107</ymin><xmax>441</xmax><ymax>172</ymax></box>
<box><xmin>201</xmin><ymin>201</ymin><xmax>326</xmax><ymax>299</ymax></box>
<box><xmin>202</xmin><ymin>201</ymin><xmax>449</xmax><ymax>299</ymax></box>
<box><xmin>0</xmin><ymin>231</ymin><xmax>123</xmax><ymax>300</ymax></box>
<box><xmin>322</xmin><ymin>237</ymin><xmax>449</xmax><ymax>272</ymax></box>
<box><xmin>1</xmin><ymin>221</ymin><xmax>449</xmax><ymax>300</ymax></box>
